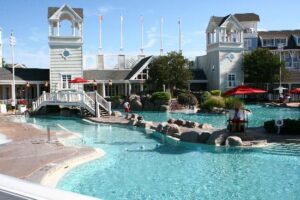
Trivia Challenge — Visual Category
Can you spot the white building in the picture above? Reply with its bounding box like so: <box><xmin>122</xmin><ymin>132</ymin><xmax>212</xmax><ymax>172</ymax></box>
<box><xmin>194</xmin><ymin>13</ymin><xmax>260</xmax><ymax>92</ymax></box>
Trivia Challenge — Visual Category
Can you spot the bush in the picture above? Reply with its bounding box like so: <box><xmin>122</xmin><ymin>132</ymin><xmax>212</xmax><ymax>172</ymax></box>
<box><xmin>177</xmin><ymin>93</ymin><xmax>190</xmax><ymax>105</ymax></box>
<box><xmin>210</xmin><ymin>90</ymin><xmax>221</xmax><ymax>96</ymax></box>
<box><xmin>151</xmin><ymin>92</ymin><xmax>171</xmax><ymax>102</ymax></box>
<box><xmin>201</xmin><ymin>91</ymin><xmax>211</xmax><ymax>102</ymax></box>
<box><xmin>202</xmin><ymin>96</ymin><xmax>225</xmax><ymax>110</ymax></box>
<box><xmin>225</xmin><ymin>97</ymin><xmax>244</xmax><ymax>109</ymax></box>
<box><xmin>264</xmin><ymin>119</ymin><xmax>300</xmax><ymax>135</ymax></box>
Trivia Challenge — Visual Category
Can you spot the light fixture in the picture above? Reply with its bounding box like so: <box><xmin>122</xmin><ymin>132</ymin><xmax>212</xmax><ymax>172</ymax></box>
<box><xmin>212</xmin><ymin>65</ymin><xmax>215</xmax><ymax>72</ymax></box>
<box><xmin>45</xmin><ymin>81</ymin><xmax>49</xmax><ymax>87</ymax></box>
<box><xmin>93</xmin><ymin>80</ymin><xmax>97</xmax><ymax>86</ymax></box>
<box><xmin>26</xmin><ymin>82</ymin><xmax>30</xmax><ymax>87</ymax></box>
<box><xmin>108</xmin><ymin>79</ymin><xmax>112</xmax><ymax>86</ymax></box>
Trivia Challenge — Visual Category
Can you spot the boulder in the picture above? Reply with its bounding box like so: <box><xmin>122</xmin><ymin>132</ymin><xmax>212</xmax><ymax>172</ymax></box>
<box><xmin>111</xmin><ymin>111</ymin><xmax>122</xmax><ymax>117</ymax></box>
<box><xmin>128</xmin><ymin>119</ymin><xmax>138</xmax><ymax>126</ymax></box>
<box><xmin>200</xmin><ymin>123</ymin><xmax>213</xmax><ymax>129</ymax></box>
<box><xmin>206</xmin><ymin>131</ymin><xmax>229</xmax><ymax>146</ymax></box>
<box><xmin>130</xmin><ymin>113</ymin><xmax>139</xmax><ymax>120</ymax></box>
<box><xmin>156</xmin><ymin>123</ymin><xmax>167</xmax><ymax>133</ymax></box>
<box><xmin>130</xmin><ymin>100</ymin><xmax>143</xmax><ymax>111</ymax></box>
<box><xmin>140</xmin><ymin>121</ymin><xmax>154</xmax><ymax>129</ymax></box>
<box><xmin>159</xmin><ymin>105</ymin><xmax>169</xmax><ymax>111</ymax></box>
<box><xmin>198</xmin><ymin>132</ymin><xmax>211</xmax><ymax>143</ymax></box>
<box><xmin>225</xmin><ymin>136</ymin><xmax>243</xmax><ymax>146</ymax></box>
<box><xmin>137</xmin><ymin>116</ymin><xmax>144</xmax><ymax>121</ymax></box>
<box><xmin>186</xmin><ymin>121</ymin><xmax>199</xmax><ymax>128</ymax></box>
<box><xmin>167</xmin><ymin>118</ymin><xmax>176</xmax><ymax>124</ymax></box>
<box><xmin>164</xmin><ymin>124</ymin><xmax>181</xmax><ymax>136</ymax></box>
<box><xmin>174</xmin><ymin>119</ymin><xmax>186</xmax><ymax>126</ymax></box>
<box><xmin>180</xmin><ymin>131</ymin><xmax>200</xmax><ymax>143</ymax></box>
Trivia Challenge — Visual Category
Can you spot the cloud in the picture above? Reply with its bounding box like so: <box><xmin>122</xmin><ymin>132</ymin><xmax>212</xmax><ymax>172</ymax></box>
<box><xmin>144</xmin><ymin>26</ymin><xmax>158</xmax><ymax>49</ymax></box>
<box><xmin>28</xmin><ymin>27</ymin><xmax>45</xmax><ymax>43</ymax></box>
<box><xmin>258</xmin><ymin>28</ymin><xmax>268</xmax><ymax>32</ymax></box>
<box><xmin>86</xmin><ymin>6</ymin><xmax>125</xmax><ymax>17</ymax></box>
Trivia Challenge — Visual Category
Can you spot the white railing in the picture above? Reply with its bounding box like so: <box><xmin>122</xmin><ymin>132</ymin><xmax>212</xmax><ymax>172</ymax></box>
<box><xmin>32</xmin><ymin>90</ymin><xmax>111</xmax><ymax>117</ymax></box>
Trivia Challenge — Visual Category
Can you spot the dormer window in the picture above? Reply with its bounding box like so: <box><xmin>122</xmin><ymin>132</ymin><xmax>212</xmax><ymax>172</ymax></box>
<box><xmin>262</xmin><ymin>39</ymin><xmax>275</xmax><ymax>47</ymax></box>
<box><xmin>275</xmin><ymin>38</ymin><xmax>287</xmax><ymax>46</ymax></box>
<box><xmin>297</xmin><ymin>37</ymin><xmax>300</xmax><ymax>46</ymax></box>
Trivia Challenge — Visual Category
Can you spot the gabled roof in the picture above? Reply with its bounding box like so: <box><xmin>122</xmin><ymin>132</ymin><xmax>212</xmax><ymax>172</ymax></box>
<box><xmin>234</xmin><ymin>13</ymin><xmax>260</xmax><ymax>22</ymax></box>
<box><xmin>48</xmin><ymin>5</ymin><xmax>83</xmax><ymax>19</ymax></box>
<box><xmin>0</xmin><ymin>68</ymin><xmax>49</xmax><ymax>81</ymax></box>
<box><xmin>83</xmin><ymin>70</ymin><xmax>131</xmax><ymax>81</ymax></box>
<box><xmin>258</xmin><ymin>30</ymin><xmax>300</xmax><ymax>49</ymax></box>
<box><xmin>125</xmin><ymin>56</ymin><xmax>152</xmax><ymax>80</ymax></box>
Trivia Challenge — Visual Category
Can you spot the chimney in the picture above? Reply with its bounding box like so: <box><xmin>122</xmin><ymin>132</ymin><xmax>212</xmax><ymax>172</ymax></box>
<box><xmin>96</xmin><ymin>54</ymin><xmax>104</xmax><ymax>70</ymax></box>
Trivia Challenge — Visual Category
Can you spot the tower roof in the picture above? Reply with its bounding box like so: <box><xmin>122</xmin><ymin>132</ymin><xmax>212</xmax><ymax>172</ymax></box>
<box><xmin>48</xmin><ymin>6</ymin><xmax>83</xmax><ymax>19</ymax></box>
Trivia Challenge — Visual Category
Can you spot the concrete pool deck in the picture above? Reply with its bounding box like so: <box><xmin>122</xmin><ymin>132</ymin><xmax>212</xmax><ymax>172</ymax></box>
<box><xmin>0</xmin><ymin>114</ymin><xmax>105</xmax><ymax>188</ymax></box>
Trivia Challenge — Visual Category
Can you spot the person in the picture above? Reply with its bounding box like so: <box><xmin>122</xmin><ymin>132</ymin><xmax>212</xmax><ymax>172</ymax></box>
<box><xmin>229</xmin><ymin>106</ymin><xmax>245</xmax><ymax>132</ymax></box>
<box><xmin>286</xmin><ymin>93</ymin><xmax>291</xmax><ymax>103</ymax></box>
<box><xmin>123</xmin><ymin>100</ymin><xmax>130</xmax><ymax>119</ymax></box>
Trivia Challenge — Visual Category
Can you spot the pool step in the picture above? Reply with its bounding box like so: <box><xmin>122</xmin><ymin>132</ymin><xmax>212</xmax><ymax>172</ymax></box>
<box><xmin>261</xmin><ymin>143</ymin><xmax>300</xmax><ymax>157</ymax></box>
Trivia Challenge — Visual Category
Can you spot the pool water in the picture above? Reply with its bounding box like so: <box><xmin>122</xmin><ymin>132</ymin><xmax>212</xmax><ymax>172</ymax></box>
<box><xmin>123</xmin><ymin>104</ymin><xmax>300</xmax><ymax>128</ymax></box>
<box><xmin>24</xmin><ymin>115</ymin><xmax>300</xmax><ymax>200</ymax></box>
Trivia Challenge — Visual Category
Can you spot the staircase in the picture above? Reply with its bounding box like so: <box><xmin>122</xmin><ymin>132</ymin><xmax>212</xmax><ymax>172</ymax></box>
<box><xmin>32</xmin><ymin>90</ymin><xmax>111</xmax><ymax>117</ymax></box>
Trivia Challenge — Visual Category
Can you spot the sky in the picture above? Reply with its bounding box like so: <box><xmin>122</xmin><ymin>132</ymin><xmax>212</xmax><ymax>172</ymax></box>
<box><xmin>0</xmin><ymin>0</ymin><xmax>300</xmax><ymax>69</ymax></box>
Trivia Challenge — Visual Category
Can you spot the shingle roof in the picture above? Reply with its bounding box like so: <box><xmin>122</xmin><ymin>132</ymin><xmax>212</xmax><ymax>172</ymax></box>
<box><xmin>125</xmin><ymin>56</ymin><xmax>152</xmax><ymax>80</ymax></box>
<box><xmin>258</xmin><ymin>30</ymin><xmax>300</xmax><ymax>49</ymax></box>
<box><xmin>211</xmin><ymin>13</ymin><xmax>260</xmax><ymax>27</ymax></box>
<box><xmin>0</xmin><ymin>68</ymin><xmax>49</xmax><ymax>81</ymax></box>
<box><xmin>234</xmin><ymin>13</ymin><xmax>260</xmax><ymax>22</ymax></box>
<box><xmin>48</xmin><ymin>6</ymin><xmax>83</xmax><ymax>19</ymax></box>
<box><xmin>191</xmin><ymin>69</ymin><xmax>207</xmax><ymax>80</ymax></box>
<box><xmin>83</xmin><ymin>70</ymin><xmax>131</xmax><ymax>81</ymax></box>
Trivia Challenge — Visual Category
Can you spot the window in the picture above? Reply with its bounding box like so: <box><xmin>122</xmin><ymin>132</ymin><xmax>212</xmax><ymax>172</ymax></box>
<box><xmin>244</xmin><ymin>39</ymin><xmax>252</xmax><ymax>50</ymax></box>
<box><xmin>275</xmin><ymin>38</ymin><xmax>287</xmax><ymax>46</ymax></box>
<box><xmin>297</xmin><ymin>37</ymin><xmax>300</xmax><ymax>46</ymax></box>
<box><xmin>262</xmin><ymin>39</ymin><xmax>275</xmax><ymax>47</ymax></box>
<box><xmin>228</xmin><ymin>74</ymin><xmax>236</xmax><ymax>87</ymax></box>
<box><xmin>61</xmin><ymin>74</ymin><xmax>71</xmax><ymax>89</ymax></box>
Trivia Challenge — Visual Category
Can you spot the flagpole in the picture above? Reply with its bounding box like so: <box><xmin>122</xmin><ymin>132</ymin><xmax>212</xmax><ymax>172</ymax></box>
<box><xmin>160</xmin><ymin>16</ymin><xmax>163</xmax><ymax>56</ymax></box>
<box><xmin>178</xmin><ymin>17</ymin><xmax>182</xmax><ymax>54</ymax></box>
<box><xmin>140</xmin><ymin>15</ymin><xmax>144</xmax><ymax>55</ymax></box>
<box><xmin>99</xmin><ymin>15</ymin><xmax>103</xmax><ymax>54</ymax></box>
<box><xmin>120</xmin><ymin>15</ymin><xmax>123</xmax><ymax>53</ymax></box>
<box><xmin>10</xmin><ymin>31</ymin><xmax>16</xmax><ymax>109</ymax></box>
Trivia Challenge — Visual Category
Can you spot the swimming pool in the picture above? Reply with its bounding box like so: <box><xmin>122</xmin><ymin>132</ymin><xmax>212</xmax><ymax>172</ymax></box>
<box><xmin>121</xmin><ymin>104</ymin><xmax>300</xmax><ymax>128</ymax></box>
<box><xmin>24</xmin><ymin>116</ymin><xmax>300</xmax><ymax>200</ymax></box>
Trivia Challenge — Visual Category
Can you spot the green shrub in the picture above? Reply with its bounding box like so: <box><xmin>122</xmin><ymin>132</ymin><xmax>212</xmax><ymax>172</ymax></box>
<box><xmin>202</xmin><ymin>96</ymin><xmax>225</xmax><ymax>110</ymax></box>
<box><xmin>264</xmin><ymin>119</ymin><xmax>300</xmax><ymax>135</ymax></box>
<box><xmin>225</xmin><ymin>97</ymin><xmax>244</xmax><ymax>109</ymax></box>
<box><xmin>177</xmin><ymin>93</ymin><xmax>190</xmax><ymax>105</ymax></box>
<box><xmin>210</xmin><ymin>90</ymin><xmax>221</xmax><ymax>96</ymax></box>
<box><xmin>202</xmin><ymin>91</ymin><xmax>211</xmax><ymax>102</ymax></box>
<box><xmin>151</xmin><ymin>92</ymin><xmax>171</xmax><ymax>105</ymax></box>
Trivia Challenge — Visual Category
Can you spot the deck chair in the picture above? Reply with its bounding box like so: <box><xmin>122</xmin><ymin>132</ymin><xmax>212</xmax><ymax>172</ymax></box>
<box><xmin>226</xmin><ymin>109</ymin><xmax>249</xmax><ymax>133</ymax></box>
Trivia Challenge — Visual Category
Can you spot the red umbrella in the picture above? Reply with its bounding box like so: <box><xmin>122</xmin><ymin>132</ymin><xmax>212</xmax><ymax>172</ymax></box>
<box><xmin>290</xmin><ymin>88</ymin><xmax>300</xmax><ymax>94</ymax></box>
<box><xmin>223</xmin><ymin>85</ymin><xmax>267</xmax><ymax>96</ymax></box>
<box><xmin>69</xmin><ymin>77</ymin><xmax>89</xmax><ymax>83</ymax></box>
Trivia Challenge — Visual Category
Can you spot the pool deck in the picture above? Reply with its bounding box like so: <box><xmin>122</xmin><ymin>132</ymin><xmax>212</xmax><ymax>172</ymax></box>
<box><xmin>0</xmin><ymin>114</ymin><xmax>105</xmax><ymax>187</ymax></box>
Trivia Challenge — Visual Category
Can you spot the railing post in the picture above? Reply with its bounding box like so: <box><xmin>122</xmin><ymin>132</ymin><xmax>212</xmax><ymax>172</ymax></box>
<box><xmin>96</xmin><ymin>102</ymin><xmax>100</xmax><ymax>118</ymax></box>
<box><xmin>43</xmin><ymin>91</ymin><xmax>46</xmax><ymax>101</ymax></box>
<box><xmin>32</xmin><ymin>102</ymin><xmax>36</xmax><ymax>111</ymax></box>
<box><xmin>108</xmin><ymin>102</ymin><xmax>112</xmax><ymax>115</ymax></box>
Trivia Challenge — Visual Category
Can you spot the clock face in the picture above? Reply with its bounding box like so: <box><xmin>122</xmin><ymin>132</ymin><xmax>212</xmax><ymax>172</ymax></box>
<box><xmin>61</xmin><ymin>49</ymin><xmax>71</xmax><ymax>59</ymax></box>
<box><xmin>63</xmin><ymin>50</ymin><xmax>70</xmax><ymax>57</ymax></box>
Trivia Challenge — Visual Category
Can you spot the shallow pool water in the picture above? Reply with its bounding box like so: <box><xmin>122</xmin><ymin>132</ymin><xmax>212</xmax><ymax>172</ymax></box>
<box><xmin>23</xmin><ymin>114</ymin><xmax>300</xmax><ymax>200</ymax></box>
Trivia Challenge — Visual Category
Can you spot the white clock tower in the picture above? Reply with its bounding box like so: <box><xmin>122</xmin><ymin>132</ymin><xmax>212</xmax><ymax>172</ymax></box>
<box><xmin>48</xmin><ymin>4</ymin><xmax>83</xmax><ymax>91</ymax></box>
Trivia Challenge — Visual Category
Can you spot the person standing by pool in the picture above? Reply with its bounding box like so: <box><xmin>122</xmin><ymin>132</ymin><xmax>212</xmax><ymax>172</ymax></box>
<box><xmin>123</xmin><ymin>100</ymin><xmax>130</xmax><ymax>119</ymax></box>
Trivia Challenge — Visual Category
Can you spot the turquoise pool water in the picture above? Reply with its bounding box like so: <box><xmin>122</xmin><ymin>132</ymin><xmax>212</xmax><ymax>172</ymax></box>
<box><xmin>122</xmin><ymin>104</ymin><xmax>300</xmax><ymax>128</ymax></box>
<box><xmin>23</xmin><ymin>114</ymin><xmax>300</xmax><ymax>200</ymax></box>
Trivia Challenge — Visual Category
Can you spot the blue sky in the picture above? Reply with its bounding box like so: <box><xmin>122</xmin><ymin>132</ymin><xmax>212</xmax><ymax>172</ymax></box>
<box><xmin>1</xmin><ymin>0</ymin><xmax>300</xmax><ymax>69</ymax></box>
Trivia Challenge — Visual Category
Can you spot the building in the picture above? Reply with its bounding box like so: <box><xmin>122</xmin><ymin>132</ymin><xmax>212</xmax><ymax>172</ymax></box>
<box><xmin>194</xmin><ymin>13</ymin><xmax>260</xmax><ymax>92</ymax></box>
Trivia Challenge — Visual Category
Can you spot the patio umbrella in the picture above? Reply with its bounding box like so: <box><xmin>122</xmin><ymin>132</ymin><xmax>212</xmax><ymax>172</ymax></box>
<box><xmin>290</xmin><ymin>88</ymin><xmax>300</xmax><ymax>94</ymax></box>
<box><xmin>69</xmin><ymin>77</ymin><xmax>89</xmax><ymax>83</ymax></box>
<box><xmin>223</xmin><ymin>85</ymin><xmax>267</xmax><ymax>96</ymax></box>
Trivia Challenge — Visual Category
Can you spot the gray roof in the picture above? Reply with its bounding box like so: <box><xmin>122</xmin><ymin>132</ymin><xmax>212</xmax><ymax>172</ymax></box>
<box><xmin>211</xmin><ymin>13</ymin><xmax>260</xmax><ymax>26</ymax></box>
<box><xmin>258</xmin><ymin>30</ymin><xmax>300</xmax><ymax>38</ymax></box>
<box><xmin>0</xmin><ymin>68</ymin><xmax>49</xmax><ymax>81</ymax></box>
<box><xmin>83</xmin><ymin>70</ymin><xmax>131</xmax><ymax>81</ymax></box>
<box><xmin>48</xmin><ymin>7</ymin><xmax>83</xmax><ymax>19</ymax></box>
<box><xmin>125</xmin><ymin>56</ymin><xmax>152</xmax><ymax>79</ymax></box>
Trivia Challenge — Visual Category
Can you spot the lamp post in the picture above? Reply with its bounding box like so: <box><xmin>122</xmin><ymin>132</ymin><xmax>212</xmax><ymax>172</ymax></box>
<box><xmin>108</xmin><ymin>79</ymin><xmax>112</xmax><ymax>97</ymax></box>
<box><xmin>278</xmin><ymin>43</ymin><xmax>284</xmax><ymax>97</ymax></box>
<box><xmin>10</xmin><ymin>31</ymin><xmax>16</xmax><ymax>108</ymax></box>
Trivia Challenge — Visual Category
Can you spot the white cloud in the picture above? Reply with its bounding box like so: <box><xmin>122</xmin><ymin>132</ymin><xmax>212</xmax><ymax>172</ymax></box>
<box><xmin>258</xmin><ymin>28</ymin><xmax>268</xmax><ymax>32</ymax></box>
<box><xmin>144</xmin><ymin>26</ymin><xmax>158</xmax><ymax>49</ymax></box>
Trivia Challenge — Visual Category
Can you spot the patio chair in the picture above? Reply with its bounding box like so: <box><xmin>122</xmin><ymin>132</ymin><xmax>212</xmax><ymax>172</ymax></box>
<box><xmin>226</xmin><ymin>109</ymin><xmax>249</xmax><ymax>133</ymax></box>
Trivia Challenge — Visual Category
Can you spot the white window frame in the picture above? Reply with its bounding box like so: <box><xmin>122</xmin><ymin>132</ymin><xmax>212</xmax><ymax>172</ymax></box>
<box><xmin>262</xmin><ymin>39</ymin><xmax>275</xmax><ymax>47</ymax></box>
<box><xmin>61</xmin><ymin>74</ymin><xmax>72</xmax><ymax>89</ymax></box>
<box><xmin>275</xmin><ymin>38</ymin><xmax>288</xmax><ymax>47</ymax></box>
<box><xmin>228</xmin><ymin>73</ymin><xmax>236</xmax><ymax>88</ymax></box>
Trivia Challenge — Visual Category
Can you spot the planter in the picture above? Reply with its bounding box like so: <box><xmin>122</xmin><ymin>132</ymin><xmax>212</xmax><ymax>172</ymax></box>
<box><xmin>0</xmin><ymin>104</ymin><xmax>7</xmax><ymax>113</ymax></box>
<box><xmin>18</xmin><ymin>105</ymin><xmax>27</xmax><ymax>113</ymax></box>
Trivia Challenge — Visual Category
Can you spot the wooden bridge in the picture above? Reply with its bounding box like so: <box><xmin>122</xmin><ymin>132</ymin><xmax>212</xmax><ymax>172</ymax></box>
<box><xmin>32</xmin><ymin>90</ymin><xmax>111</xmax><ymax>117</ymax></box>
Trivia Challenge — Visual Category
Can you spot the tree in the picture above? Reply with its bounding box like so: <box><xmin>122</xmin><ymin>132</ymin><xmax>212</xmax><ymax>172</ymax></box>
<box><xmin>243</xmin><ymin>48</ymin><xmax>289</xmax><ymax>87</ymax></box>
<box><xmin>2</xmin><ymin>58</ymin><xmax>9</xmax><ymax>68</ymax></box>
<box><xmin>147</xmin><ymin>51</ymin><xmax>193</xmax><ymax>94</ymax></box>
